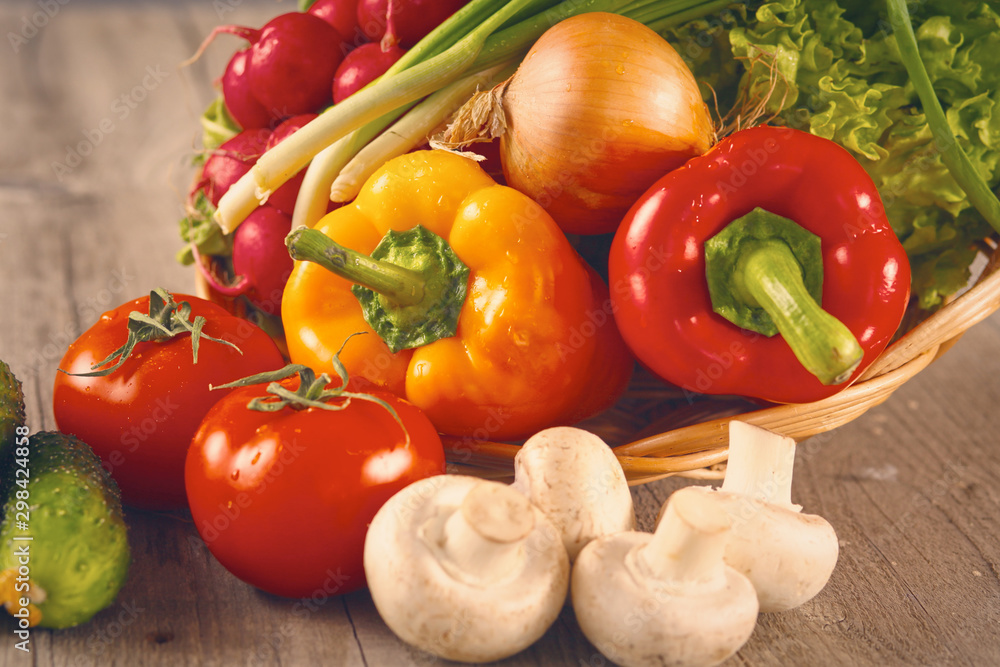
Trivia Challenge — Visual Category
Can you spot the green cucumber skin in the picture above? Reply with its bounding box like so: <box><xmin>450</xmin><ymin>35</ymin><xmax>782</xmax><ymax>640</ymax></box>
<box><xmin>0</xmin><ymin>431</ymin><xmax>131</xmax><ymax>629</ymax></box>
<box><xmin>0</xmin><ymin>361</ymin><xmax>25</xmax><ymax>465</ymax></box>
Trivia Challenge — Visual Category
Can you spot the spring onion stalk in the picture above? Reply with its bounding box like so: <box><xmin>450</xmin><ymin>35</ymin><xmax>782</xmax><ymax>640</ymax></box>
<box><xmin>381</xmin><ymin>0</ymin><xmax>506</xmax><ymax>76</ymax></box>
<box><xmin>467</xmin><ymin>0</ymin><xmax>618</xmax><ymax>71</ymax></box>
<box><xmin>288</xmin><ymin>0</ymin><xmax>504</xmax><ymax>230</ymax></box>
<box><xmin>229</xmin><ymin>0</ymin><xmax>516</xmax><ymax>233</ymax></box>
<box><xmin>470</xmin><ymin>0</ymin><xmax>732</xmax><ymax>73</ymax></box>
<box><xmin>628</xmin><ymin>0</ymin><xmax>736</xmax><ymax>31</ymax></box>
<box><xmin>288</xmin><ymin>0</ymin><xmax>503</xmax><ymax>233</ymax></box>
<box><xmin>496</xmin><ymin>0</ymin><xmax>567</xmax><ymax>31</ymax></box>
<box><xmin>291</xmin><ymin>105</ymin><xmax>416</xmax><ymax>229</ymax></box>
<box><xmin>218</xmin><ymin>0</ymin><xmax>748</xmax><ymax>234</ymax></box>
<box><xmin>290</xmin><ymin>0</ymin><xmax>525</xmax><ymax>231</ymax></box>
<box><xmin>330</xmin><ymin>62</ymin><xmax>518</xmax><ymax>204</ymax></box>
<box><xmin>290</xmin><ymin>0</ymin><xmax>599</xmax><ymax>231</ymax></box>
<box><xmin>215</xmin><ymin>0</ymin><xmax>536</xmax><ymax>233</ymax></box>
<box><xmin>641</xmin><ymin>1</ymin><xmax>736</xmax><ymax>35</ymax></box>
<box><xmin>886</xmin><ymin>0</ymin><xmax>1000</xmax><ymax>235</ymax></box>
<box><xmin>290</xmin><ymin>140</ymin><xmax>345</xmax><ymax>230</ymax></box>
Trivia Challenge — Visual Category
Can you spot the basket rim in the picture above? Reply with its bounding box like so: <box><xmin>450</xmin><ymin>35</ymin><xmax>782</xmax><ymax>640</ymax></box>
<box><xmin>195</xmin><ymin>239</ymin><xmax>1000</xmax><ymax>485</ymax></box>
<box><xmin>443</xmin><ymin>247</ymin><xmax>1000</xmax><ymax>483</ymax></box>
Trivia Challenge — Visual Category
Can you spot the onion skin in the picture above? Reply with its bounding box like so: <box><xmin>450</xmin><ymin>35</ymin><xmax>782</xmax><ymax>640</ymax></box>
<box><xmin>498</xmin><ymin>12</ymin><xmax>714</xmax><ymax>235</ymax></box>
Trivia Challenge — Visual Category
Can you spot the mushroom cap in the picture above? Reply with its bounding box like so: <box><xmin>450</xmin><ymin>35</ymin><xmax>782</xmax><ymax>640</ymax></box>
<box><xmin>711</xmin><ymin>490</ymin><xmax>839</xmax><ymax>612</ymax></box>
<box><xmin>512</xmin><ymin>426</ymin><xmax>635</xmax><ymax>560</ymax></box>
<box><xmin>658</xmin><ymin>487</ymin><xmax>840</xmax><ymax>612</ymax></box>
<box><xmin>572</xmin><ymin>531</ymin><xmax>759</xmax><ymax>667</ymax></box>
<box><xmin>364</xmin><ymin>475</ymin><xmax>570</xmax><ymax>663</ymax></box>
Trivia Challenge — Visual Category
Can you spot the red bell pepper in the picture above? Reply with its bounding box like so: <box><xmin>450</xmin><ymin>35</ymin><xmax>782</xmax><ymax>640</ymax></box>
<box><xmin>609</xmin><ymin>125</ymin><xmax>911</xmax><ymax>404</ymax></box>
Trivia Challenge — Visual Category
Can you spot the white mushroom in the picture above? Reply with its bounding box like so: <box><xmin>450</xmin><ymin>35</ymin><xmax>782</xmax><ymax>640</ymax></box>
<box><xmin>363</xmin><ymin>475</ymin><xmax>569</xmax><ymax>663</ymax></box>
<box><xmin>511</xmin><ymin>426</ymin><xmax>635</xmax><ymax>561</ymax></box>
<box><xmin>572</xmin><ymin>486</ymin><xmax>759</xmax><ymax>667</ymax></box>
<box><xmin>662</xmin><ymin>420</ymin><xmax>840</xmax><ymax>613</ymax></box>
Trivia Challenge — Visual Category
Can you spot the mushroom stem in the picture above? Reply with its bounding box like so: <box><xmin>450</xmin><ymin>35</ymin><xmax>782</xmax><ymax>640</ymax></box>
<box><xmin>440</xmin><ymin>481</ymin><xmax>535</xmax><ymax>585</ymax></box>
<box><xmin>636</xmin><ymin>487</ymin><xmax>730</xmax><ymax>586</ymax></box>
<box><xmin>720</xmin><ymin>421</ymin><xmax>797</xmax><ymax>508</ymax></box>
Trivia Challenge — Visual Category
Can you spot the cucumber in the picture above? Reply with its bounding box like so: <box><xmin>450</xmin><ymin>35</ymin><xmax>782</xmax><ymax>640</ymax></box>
<box><xmin>0</xmin><ymin>431</ymin><xmax>131</xmax><ymax>629</ymax></box>
<box><xmin>0</xmin><ymin>360</ymin><xmax>25</xmax><ymax>465</ymax></box>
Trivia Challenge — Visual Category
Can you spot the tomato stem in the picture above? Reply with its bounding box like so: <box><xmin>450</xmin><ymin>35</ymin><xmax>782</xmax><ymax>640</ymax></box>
<box><xmin>212</xmin><ymin>353</ymin><xmax>410</xmax><ymax>445</ymax></box>
<box><xmin>59</xmin><ymin>289</ymin><xmax>242</xmax><ymax>378</ymax></box>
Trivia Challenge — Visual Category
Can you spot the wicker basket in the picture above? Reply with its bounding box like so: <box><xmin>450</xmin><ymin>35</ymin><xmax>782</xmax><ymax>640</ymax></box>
<box><xmin>195</xmin><ymin>244</ymin><xmax>1000</xmax><ymax>486</ymax></box>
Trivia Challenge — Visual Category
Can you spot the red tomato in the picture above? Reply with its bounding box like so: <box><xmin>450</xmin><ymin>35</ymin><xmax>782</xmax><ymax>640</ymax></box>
<box><xmin>53</xmin><ymin>293</ymin><xmax>286</xmax><ymax>510</ymax></box>
<box><xmin>185</xmin><ymin>376</ymin><xmax>446</xmax><ymax>598</ymax></box>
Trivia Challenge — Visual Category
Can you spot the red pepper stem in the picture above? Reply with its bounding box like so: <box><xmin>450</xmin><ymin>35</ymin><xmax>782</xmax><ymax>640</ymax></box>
<box><xmin>735</xmin><ymin>240</ymin><xmax>863</xmax><ymax>386</ymax></box>
<box><xmin>286</xmin><ymin>227</ymin><xmax>425</xmax><ymax>307</ymax></box>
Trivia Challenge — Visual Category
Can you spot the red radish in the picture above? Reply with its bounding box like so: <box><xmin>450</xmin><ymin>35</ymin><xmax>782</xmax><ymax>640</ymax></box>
<box><xmin>332</xmin><ymin>41</ymin><xmax>405</xmax><ymax>103</ymax></box>
<box><xmin>308</xmin><ymin>0</ymin><xmax>361</xmax><ymax>49</ymax></box>
<box><xmin>265</xmin><ymin>114</ymin><xmax>318</xmax><ymax>215</ymax></box>
<box><xmin>232</xmin><ymin>206</ymin><xmax>295</xmax><ymax>314</ymax></box>
<box><xmin>356</xmin><ymin>0</ymin><xmax>468</xmax><ymax>48</ymax></box>
<box><xmin>188</xmin><ymin>13</ymin><xmax>344</xmax><ymax>124</ymax></box>
<box><xmin>265</xmin><ymin>113</ymin><xmax>318</xmax><ymax>150</ymax></box>
<box><xmin>248</xmin><ymin>13</ymin><xmax>344</xmax><ymax>117</ymax></box>
<box><xmin>221</xmin><ymin>48</ymin><xmax>271</xmax><ymax>130</ymax></box>
<box><xmin>196</xmin><ymin>128</ymin><xmax>270</xmax><ymax>207</ymax></box>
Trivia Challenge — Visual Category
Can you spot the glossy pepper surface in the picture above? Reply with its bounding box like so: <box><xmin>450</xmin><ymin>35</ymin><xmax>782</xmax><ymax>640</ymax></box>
<box><xmin>282</xmin><ymin>150</ymin><xmax>633</xmax><ymax>439</ymax></box>
<box><xmin>609</xmin><ymin>125</ymin><xmax>910</xmax><ymax>404</ymax></box>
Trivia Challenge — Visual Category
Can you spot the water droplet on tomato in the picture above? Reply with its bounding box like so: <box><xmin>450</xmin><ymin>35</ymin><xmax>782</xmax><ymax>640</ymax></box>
<box><xmin>251</xmin><ymin>452</ymin><xmax>261</xmax><ymax>465</ymax></box>
<box><xmin>230</xmin><ymin>469</ymin><xmax>240</xmax><ymax>481</ymax></box>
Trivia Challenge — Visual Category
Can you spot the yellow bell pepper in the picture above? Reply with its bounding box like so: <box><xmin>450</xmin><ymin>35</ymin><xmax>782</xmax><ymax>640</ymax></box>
<box><xmin>282</xmin><ymin>150</ymin><xmax>632</xmax><ymax>440</ymax></box>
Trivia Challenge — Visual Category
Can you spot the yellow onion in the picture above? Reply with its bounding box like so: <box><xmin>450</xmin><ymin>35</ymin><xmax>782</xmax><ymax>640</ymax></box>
<box><xmin>441</xmin><ymin>12</ymin><xmax>715</xmax><ymax>235</ymax></box>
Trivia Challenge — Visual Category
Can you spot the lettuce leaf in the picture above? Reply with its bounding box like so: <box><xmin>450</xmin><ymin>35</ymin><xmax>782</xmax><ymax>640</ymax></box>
<box><xmin>176</xmin><ymin>190</ymin><xmax>232</xmax><ymax>266</ymax></box>
<box><xmin>667</xmin><ymin>0</ymin><xmax>1000</xmax><ymax>309</ymax></box>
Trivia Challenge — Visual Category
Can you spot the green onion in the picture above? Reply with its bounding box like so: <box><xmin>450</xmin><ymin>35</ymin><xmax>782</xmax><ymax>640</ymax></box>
<box><xmin>330</xmin><ymin>61</ymin><xmax>519</xmax><ymax>205</ymax></box>
<box><xmin>886</xmin><ymin>0</ymin><xmax>1000</xmax><ymax>235</ymax></box>
<box><xmin>291</xmin><ymin>105</ymin><xmax>416</xmax><ymax>229</ymax></box>
<box><xmin>216</xmin><ymin>0</ymin><xmax>533</xmax><ymax>232</ymax></box>
<box><xmin>217</xmin><ymin>0</ymin><xmax>746</xmax><ymax>234</ymax></box>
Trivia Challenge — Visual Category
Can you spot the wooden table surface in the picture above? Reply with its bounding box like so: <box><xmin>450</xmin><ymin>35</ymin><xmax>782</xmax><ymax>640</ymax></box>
<box><xmin>2</xmin><ymin>1</ymin><xmax>999</xmax><ymax>665</ymax></box>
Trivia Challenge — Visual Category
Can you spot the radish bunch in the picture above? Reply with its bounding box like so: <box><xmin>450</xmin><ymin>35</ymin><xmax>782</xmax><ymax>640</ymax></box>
<box><xmin>181</xmin><ymin>0</ymin><xmax>469</xmax><ymax>320</ymax></box>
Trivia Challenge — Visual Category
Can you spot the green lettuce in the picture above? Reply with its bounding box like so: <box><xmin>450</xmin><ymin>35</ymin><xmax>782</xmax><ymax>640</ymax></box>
<box><xmin>176</xmin><ymin>190</ymin><xmax>232</xmax><ymax>266</ymax></box>
<box><xmin>667</xmin><ymin>0</ymin><xmax>1000</xmax><ymax>309</ymax></box>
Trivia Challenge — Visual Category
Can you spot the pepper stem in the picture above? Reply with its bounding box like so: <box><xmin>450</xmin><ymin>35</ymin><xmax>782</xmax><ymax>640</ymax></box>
<box><xmin>286</xmin><ymin>225</ymin><xmax>470</xmax><ymax>353</ymax></box>
<box><xmin>286</xmin><ymin>227</ymin><xmax>425</xmax><ymax>307</ymax></box>
<box><xmin>705</xmin><ymin>208</ymin><xmax>863</xmax><ymax>386</ymax></box>
<box><xmin>736</xmin><ymin>240</ymin><xmax>862</xmax><ymax>385</ymax></box>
